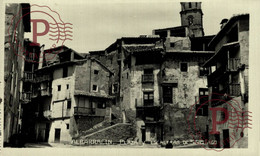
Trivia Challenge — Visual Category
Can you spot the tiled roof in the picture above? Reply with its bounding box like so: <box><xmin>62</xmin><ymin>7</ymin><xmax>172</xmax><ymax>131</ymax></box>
<box><xmin>123</xmin><ymin>44</ymin><xmax>163</xmax><ymax>53</ymax></box>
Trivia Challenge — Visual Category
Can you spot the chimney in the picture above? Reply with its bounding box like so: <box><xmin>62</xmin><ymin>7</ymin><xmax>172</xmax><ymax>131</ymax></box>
<box><xmin>220</xmin><ymin>18</ymin><xmax>228</xmax><ymax>29</ymax></box>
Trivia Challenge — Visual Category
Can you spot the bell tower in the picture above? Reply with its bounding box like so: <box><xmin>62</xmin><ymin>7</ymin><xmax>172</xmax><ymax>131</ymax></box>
<box><xmin>180</xmin><ymin>2</ymin><xmax>204</xmax><ymax>37</ymax></box>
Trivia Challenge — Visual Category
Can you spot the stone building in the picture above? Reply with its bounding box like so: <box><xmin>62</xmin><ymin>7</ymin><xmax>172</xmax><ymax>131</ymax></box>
<box><xmin>21</xmin><ymin>45</ymin><xmax>115</xmax><ymax>143</ymax></box>
<box><xmin>88</xmin><ymin>2</ymin><xmax>216</xmax><ymax>143</ymax></box>
<box><xmin>4</xmin><ymin>3</ymin><xmax>31</xmax><ymax>145</ymax></box>
<box><xmin>204</xmin><ymin>14</ymin><xmax>249</xmax><ymax>148</ymax></box>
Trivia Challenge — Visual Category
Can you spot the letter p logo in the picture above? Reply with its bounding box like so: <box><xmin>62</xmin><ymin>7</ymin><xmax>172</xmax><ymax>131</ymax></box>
<box><xmin>209</xmin><ymin>107</ymin><xmax>229</xmax><ymax>134</ymax></box>
<box><xmin>31</xmin><ymin>19</ymin><xmax>49</xmax><ymax>45</ymax></box>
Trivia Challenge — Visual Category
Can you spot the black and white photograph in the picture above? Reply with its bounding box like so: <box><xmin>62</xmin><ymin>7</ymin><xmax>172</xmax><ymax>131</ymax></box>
<box><xmin>1</xmin><ymin>0</ymin><xmax>259</xmax><ymax>155</ymax></box>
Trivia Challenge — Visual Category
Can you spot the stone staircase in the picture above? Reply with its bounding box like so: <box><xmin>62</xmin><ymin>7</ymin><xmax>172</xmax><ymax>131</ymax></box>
<box><xmin>79</xmin><ymin>123</ymin><xmax>133</xmax><ymax>143</ymax></box>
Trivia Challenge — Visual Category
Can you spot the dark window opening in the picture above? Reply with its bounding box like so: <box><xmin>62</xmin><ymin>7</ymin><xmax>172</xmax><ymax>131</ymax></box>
<box><xmin>57</xmin><ymin>85</ymin><xmax>61</xmax><ymax>91</ymax></box>
<box><xmin>227</xmin><ymin>25</ymin><xmax>238</xmax><ymax>43</ymax></box>
<box><xmin>154</xmin><ymin>30</ymin><xmax>167</xmax><ymax>38</ymax></box>
<box><xmin>66</xmin><ymin>124</ymin><xmax>69</xmax><ymax>129</ymax></box>
<box><xmin>163</xmin><ymin>86</ymin><xmax>173</xmax><ymax>103</ymax></box>
<box><xmin>180</xmin><ymin>63</ymin><xmax>188</xmax><ymax>72</ymax></box>
<box><xmin>189</xmin><ymin>2</ymin><xmax>192</xmax><ymax>8</ymax></box>
<box><xmin>97</xmin><ymin>102</ymin><xmax>106</xmax><ymax>109</ymax></box>
<box><xmin>67</xmin><ymin>100</ymin><xmax>71</xmax><ymax>109</ymax></box>
<box><xmin>144</xmin><ymin>69</ymin><xmax>153</xmax><ymax>75</ymax></box>
<box><xmin>143</xmin><ymin>92</ymin><xmax>154</xmax><ymax>106</ymax></box>
<box><xmin>170</xmin><ymin>43</ymin><xmax>175</xmax><ymax>47</ymax></box>
<box><xmin>113</xmin><ymin>83</ymin><xmax>118</xmax><ymax>93</ymax></box>
<box><xmin>92</xmin><ymin>85</ymin><xmax>98</xmax><ymax>91</ymax></box>
<box><xmin>63</xmin><ymin>67</ymin><xmax>68</xmax><ymax>78</ymax></box>
<box><xmin>67</xmin><ymin>84</ymin><xmax>69</xmax><ymax>89</ymax></box>
<box><xmin>170</xmin><ymin>27</ymin><xmax>186</xmax><ymax>37</ymax></box>
<box><xmin>94</xmin><ymin>70</ymin><xmax>99</xmax><ymax>75</ymax></box>
<box><xmin>196</xmin><ymin>88</ymin><xmax>209</xmax><ymax>116</ymax></box>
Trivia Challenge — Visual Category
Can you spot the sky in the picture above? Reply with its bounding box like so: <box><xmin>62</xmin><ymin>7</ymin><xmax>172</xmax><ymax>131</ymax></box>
<box><xmin>23</xmin><ymin>0</ymin><xmax>253</xmax><ymax>53</ymax></box>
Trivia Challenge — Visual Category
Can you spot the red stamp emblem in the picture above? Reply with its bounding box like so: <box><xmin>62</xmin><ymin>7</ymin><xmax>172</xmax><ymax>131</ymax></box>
<box><xmin>187</xmin><ymin>93</ymin><xmax>252</xmax><ymax>151</ymax></box>
<box><xmin>8</xmin><ymin>4</ymin><xmax>73</xmax><ymax>63</ymax></box>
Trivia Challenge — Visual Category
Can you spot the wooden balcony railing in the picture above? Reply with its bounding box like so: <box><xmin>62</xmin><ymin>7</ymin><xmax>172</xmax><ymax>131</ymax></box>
<box><xmin>21</xmin><ymin>92</ymin><xmax>32</xmax><ymax>102</ymax></box>
<box><xmin>34</xmin><ymin>75</ymin><xmax>52</xmax><ymax>82</ymax></box>
<box><xmin>228</xmin><ymin>58</ymin><xmax>240</xmax><ymax>71</ymax></box>
<box><xmin>23</xmin><ymin>71</ymin><xmax>34</xmax><ymax>81</ymax></box>
<box><xmin>142</xmin><ymin>74</ymin><xmax>154</xmax><ymax>83</ymax></box>
<box><xmin>74</xmin><ymin>107</ymin><xmax>95</xmax><ymax>116</ymax></box>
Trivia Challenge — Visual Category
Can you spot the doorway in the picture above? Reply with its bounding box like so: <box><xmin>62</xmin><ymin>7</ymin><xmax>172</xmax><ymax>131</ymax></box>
<box><xmin>223</xmin><ymin>129</ymin><xmax>230</xmax><ymax>148</ymax></box>
<box><xmin>54</xmin><ymin>128</ymin><xmax>61</xmax><ymax>142</ymax></box>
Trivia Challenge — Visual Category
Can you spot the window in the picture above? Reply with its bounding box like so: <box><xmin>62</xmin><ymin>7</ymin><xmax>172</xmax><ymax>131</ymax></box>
<box><xmin>97</xmin><ymin>102</ymin><xmax>106</xmax><ymax>109</ymax></box>
<box><xmin>170</xmin><ymin>43</ymin><xmax>175</xmax><ymax>47</ymax></box>
<box><xmin>189</xmin><ymin>2</ymin><xmax>192</xmax><ymax>8</ymax></box>
<box><xmin>92</xmin><ymin>85</ymin><xmax>98</xmax><ymax>92</ymax></box>
<box><xmin>188</xmin><ymin>15</ymin><xmax>194</xmax><ymax>25</ymax></box>
<box><xmin>196</xmin><ymin>88</ymin><xmax>208</xmax><ymax>116</ymax></box>
<box><xmin>144</xmin><ymin>69</ymin><xmax>153</xmax><ymax>75</ymax></box>
<box><xmin>66</xmin><ymin>124</ymin><xmax>69</xmax><ymax>129</ymax></box>
<box><xmin>163</xmin><ymin>86</ymin><xmax>173</xmax><ymax>103</ymax></box>
<box><xmin>94</xmin><ymin>70</ymin><xmax>99</xmax><ymax>75</ymax></box>
<box><xmin>113</xmin><ymin>83</ymin><xmax>118</xmax><ymax>93</ymax></box>
<box><xmin>180</xmin><ymin>63</ymin><xmax>188</xmax><ymax>72</ymax></box>
<box><xmin>67</xmin><ymin>100</ymin><xmax>71</xmax><ymax>109</ymax></box>
<box><xmin>143</xmin><ymin>92</ymin><xmax>154</xmax><ymax>106</ymax></box>
<box><xmin>67</xmin><ymin>84</ymin><xmax>69</xmax><ymax>89</ymax></box>
<box><xmin>63</xmin><ymin>67</ymin><xmax>68</xmax><ymax>78</ymax></box>
<box><xmin>57</xmin><ymin>85</ymin><xmax>61</xmax><ymax>91</ymax></box>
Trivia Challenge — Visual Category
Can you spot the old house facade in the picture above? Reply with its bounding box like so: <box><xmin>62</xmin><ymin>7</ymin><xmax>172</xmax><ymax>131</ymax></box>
<box><xmin>21</xmin><ymin>46</ymin><xmax>115</xmax><ymax>143</ymax></box>
<box><xmin>204</xmin><ymin>14</ymin><xmax>249</xmax><ymax>148</ymax></box>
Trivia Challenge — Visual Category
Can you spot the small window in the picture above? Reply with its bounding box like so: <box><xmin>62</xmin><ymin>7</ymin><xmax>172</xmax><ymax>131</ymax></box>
<box><xmin>180</xmin><ymin>63</ymin><xmax>188</xmax><ymax>72</ymax></box>
<box><xmin>58</xmin><ymin>85</ymin><xmax>61</xmax><ymax>91</ymax></box>
<box><xmin>170</xmin><ymin>43</ymin><xmax>175</xmax><ymax>47</ymax></box>
<box><xmin>97</xmin><ymin>102</ymin><xmax>106</xmax><ymax>109</ymax></box>
<box><xmin>66</xmin><ymin>124</ymin><xmax>69</xmax><ymax>129</ymax></box>
<box><xmin>144</xmin><ymin>69</ymin><xmax>153</xmax><ymax>75</ymax></box>
<box><xmin>92</xmin><ymin>85</ymin><xmax>98</xmax><ymax>92</ymax></box>
<box><xmin>143</xmin><ymin>92</ymin><xmax>154</xmax><ymax>106</ymax></box>
<box><xmin>67</xmin><ymin>100</ymin><xmax>71</xmax><ymax>109</ymax></box>
<box><xmin>113</xmin><ymin>83</ymin><xmax>118</xmax><ymax>93</ymax></box>
<box><xmin>94</xmin><ymin>70</ymin><xmax>99</xmax><ymax>75</ymax></box>
<box><xmin>67</xmin><ymin>84</ymin><xmax>69</xmax><ymax>89</ymax></box>
<box><xmin>63</xmin><ymin>67</ymin><xmax>68</xmax><ymax>78</ymax></box>
<box><xmin>189</xmin><ymin>2</ymin><xmax>192</xmax><ymax>8</ymax></box>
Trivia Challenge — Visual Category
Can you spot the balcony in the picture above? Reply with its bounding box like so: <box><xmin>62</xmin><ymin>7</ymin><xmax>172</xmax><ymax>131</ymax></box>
<box><xmin>208</xmin><ymin>58</ymin><xmax>241</xmax><ymax>86</ymax></box>
<box><xmin>25</xmin><ymin>53</ymin><xmax>36</xmax><ymax>62</ymax></box>
<box><xmin>228</xmin><ymin>58</ymin><xmax>240</xmax><ymax>71</ymax></box>
<box><xmin>222</xmin><ymin>83</ymin><xmax>241</xmax><ymax>97</ymax></box>
<box><xmin>142</xmin><ymin>74</ymin><xmax>154</xmax><ymax>83</ymax></box>
<box><xmin>74</xmin><ymin>107</ymin><xmax>95</xmax><ymax>116</ymax></box>
<box><xmin>23</xmin><ymin>71</ymin><xmax>34</xmax><ymax>82</ymax></box>
<box><xmin>34</xmin><ymin>75</ymin><xmax>52</xmax><ymax>83</ymax></box>
<box><xmin>21</xmin><ymin>92</ymin><xmax>32</xmax><ymax>102</ymax></box>
<box><xmin>211</xmin><ymin>84</ymin><xmax>241</xmax><ymax>107</ymax></box>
